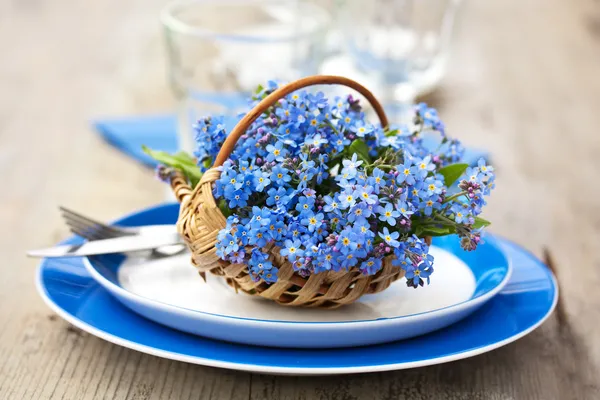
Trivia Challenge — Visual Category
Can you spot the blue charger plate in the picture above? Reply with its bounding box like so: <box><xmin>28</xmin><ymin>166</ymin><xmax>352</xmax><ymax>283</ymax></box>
<box><xmin>36</xmin><ymin>204</ymin><xmax>557</xmax><ymax>374</ymax></box>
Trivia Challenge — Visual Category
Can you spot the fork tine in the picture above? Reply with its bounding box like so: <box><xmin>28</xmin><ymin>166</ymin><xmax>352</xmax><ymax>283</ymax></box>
<box><xmin>67</xmin><ymin>222</ymin><xmax>108</xmax><ymax>241</ymax></box>
<box><xmin>60</xmin><ymin>208</ymin><xmax>127</xmax><ymax>236</ymax></box>
<box><xmin>60</xmin><ymin>207</ymin><xmax>133</xmax><ymax>236</ymax></box>
<box><xmin>65</xmin><ymin>219</ymin><xmax>122</xmax><ymax>240</ymax></box>
<box><xmin>69</xmin><ymin>227</ymin><xmax>103</xmax><ymax>241</ymax></box>
<box><xmin>60</xmin><ymin>206</ymin><xmax>126</xmax><ymax>231</ymax></box>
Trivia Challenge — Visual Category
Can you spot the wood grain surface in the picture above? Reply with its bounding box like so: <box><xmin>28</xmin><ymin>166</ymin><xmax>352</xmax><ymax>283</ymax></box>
<box><xmin>1</xmin><ymin>0</ymin><xmax>599</xmax><ymax>398</ymax></box>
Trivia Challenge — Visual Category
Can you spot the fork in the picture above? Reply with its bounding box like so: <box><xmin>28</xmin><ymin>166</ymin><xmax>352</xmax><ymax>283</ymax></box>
<box><xmin>59</xmin><ymin>206</ymin><xmax>186</xmax><ymax>258</ymax></box>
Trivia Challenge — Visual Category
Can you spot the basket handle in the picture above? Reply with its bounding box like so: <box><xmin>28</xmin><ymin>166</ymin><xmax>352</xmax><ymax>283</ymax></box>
<box><xmin>212</xmin><ymin>75</ymin><xmax>389</xmax><ymax>167</ymax></box>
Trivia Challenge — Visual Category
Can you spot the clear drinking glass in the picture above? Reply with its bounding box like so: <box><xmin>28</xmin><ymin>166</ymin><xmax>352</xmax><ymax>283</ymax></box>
<box><xmin>161</xmin><ymin>0</ymin><xmax>330</xmax><ymax>153</ymax></box>
<box><xmin>339</xmin><ymin>0</ymin><xmax>461</xmax><ymax>117</ymax></box>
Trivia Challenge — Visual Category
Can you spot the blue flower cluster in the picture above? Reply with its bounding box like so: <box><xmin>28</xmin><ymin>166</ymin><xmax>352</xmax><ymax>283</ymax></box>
<box><xmin>195</xmin><ymin>83</ymin><xmax>494</xmax><ymax>288</ymax></box>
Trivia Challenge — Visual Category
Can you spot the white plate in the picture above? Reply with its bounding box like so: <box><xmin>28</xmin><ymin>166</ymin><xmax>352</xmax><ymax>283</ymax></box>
<box><xmin>84</xmin><ymin>233</ymin><xmax>511</xmax><ymax>348</ymax></box>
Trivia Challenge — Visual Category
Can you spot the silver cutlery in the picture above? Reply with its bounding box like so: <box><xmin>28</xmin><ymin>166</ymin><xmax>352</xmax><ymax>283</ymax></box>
<box><xmin>27</xmin><ymin>207</ymin><xmax>185</xmax><ymax>258</ymax></box>
<box><xmin>27</xmin><ymin>229</ymin><xmax>184</xmax><ymax>258</ymax></box>
<box><xmin>60</xmin><ymin>207</ymin><xmax>186</xmax><ymax>258</ymax></box>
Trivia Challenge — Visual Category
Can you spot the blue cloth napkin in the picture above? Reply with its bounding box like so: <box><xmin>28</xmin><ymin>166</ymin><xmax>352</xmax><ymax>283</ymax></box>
<box><xmin>93</xmin><ymin>114</ymin><xmax>489</xmax><ymax>168</ymax></box>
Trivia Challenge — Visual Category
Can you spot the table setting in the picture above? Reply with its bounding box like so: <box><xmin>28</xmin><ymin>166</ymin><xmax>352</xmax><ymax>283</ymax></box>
<box><xmin>30</xmin><ymin>73</ymin><xmax>558</xmax><ymax>375</ymax></box>
<box><xmin>7</xmin><ymin>0</ymin><xmax>600</xmax><ymax>398</ymax></box>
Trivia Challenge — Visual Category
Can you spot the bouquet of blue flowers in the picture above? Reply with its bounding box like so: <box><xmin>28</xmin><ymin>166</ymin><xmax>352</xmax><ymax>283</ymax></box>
<box><xmin>147</xmin><ymin>76</ymin><xmax>494</xmax><ymax>308</ymax></box>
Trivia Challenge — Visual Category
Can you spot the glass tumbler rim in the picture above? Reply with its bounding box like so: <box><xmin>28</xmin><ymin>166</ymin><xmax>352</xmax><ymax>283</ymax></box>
<box><xmin>160</xmin><ymin>0</ymin><xmax>331</xmax><ymax>43</ymax></box>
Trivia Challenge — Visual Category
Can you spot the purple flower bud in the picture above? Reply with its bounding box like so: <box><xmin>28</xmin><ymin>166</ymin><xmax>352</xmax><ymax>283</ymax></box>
<box><xmin>256</xmin><ymin>157</ymin><xmax>263</xmax><ymax>165</ymax></box>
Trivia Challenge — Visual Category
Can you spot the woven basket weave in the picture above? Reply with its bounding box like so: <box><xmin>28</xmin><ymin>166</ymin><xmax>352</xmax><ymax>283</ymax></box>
<box><xmin>169</xmin><ymin>75</ymin><xmax>431</xmax><ymax>308</ymax></box>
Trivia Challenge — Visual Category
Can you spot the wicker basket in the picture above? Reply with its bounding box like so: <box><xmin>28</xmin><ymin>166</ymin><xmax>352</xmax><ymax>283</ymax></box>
<box><xmin>169</xmin><ymin>75</ymin><xmax>431</xmax><ymax>308</ymax></box>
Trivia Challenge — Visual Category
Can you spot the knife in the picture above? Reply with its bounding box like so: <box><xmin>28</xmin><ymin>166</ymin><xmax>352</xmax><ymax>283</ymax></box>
<box><xmin>27</xmin><ymin>231</ymin><xmax>184</xmax><ymax>258</ymax></box>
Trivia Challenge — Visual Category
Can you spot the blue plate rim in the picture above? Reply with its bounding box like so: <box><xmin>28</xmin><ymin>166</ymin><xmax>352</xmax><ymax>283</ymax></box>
<box><xmin>35</xmin><ymin>251</ymin><xmax>557</xmax><ymax>375</ymax></box>
<box><xmin>81</xmin><ymin>203</ymin><xmax>513</xmax><ymax>327</ymax></box>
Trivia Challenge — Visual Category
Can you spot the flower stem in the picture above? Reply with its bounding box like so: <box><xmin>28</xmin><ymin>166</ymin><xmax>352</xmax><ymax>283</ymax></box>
<box><xmin>323</xmin><ymin>119</ymin><xmax>340</xmax><ymax>135</ymax></box>
<box><xmin>443</xmin><ymin>191</ymin><xmax>467</xmax><ymax>204</ymax></box>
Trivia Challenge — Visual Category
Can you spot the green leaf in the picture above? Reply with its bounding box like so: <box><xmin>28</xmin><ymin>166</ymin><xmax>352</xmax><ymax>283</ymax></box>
<box><xmin>173</xmin><ymin>151</ymin><xmax>196</xmax><ymax>164</ymax></box>
<box><xmin>384</xmin><ymin>128</ymin><xmax>399</xmax><ymax>137</ymax></box>
<box><xmin>347</xmin><ymin>139</ymin><xmax>372</xmax><ymax>164</ymax></box>
<box><xmin>421</xmin><ymin>226</ymin><xmax>455</xmax><ymax>237</ymax></box>
<box><xmin>413</xmin><ymin>225</ymin><xmax>424</xmax><ymax>237</ymax></box>
<box><xmin>438</xmin><ymin>163</ymin><xmax>469</xmax><ymax>187</ymax></box>
<box><xmin>142</xmin><ymin>146</ymin><xmax>202</xmax><ymax>187</ymax></box>
<box><xmin>473</xmin><ymin>216</ymin><xmax>491</xmax><ymax>229</ymax></box>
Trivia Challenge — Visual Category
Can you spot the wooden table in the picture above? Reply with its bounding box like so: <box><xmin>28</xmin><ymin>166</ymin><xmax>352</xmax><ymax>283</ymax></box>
<box><xmin>2</xmin><ymin>0</ymin><xmax>599</xmax><ymax>398</ymax></box>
